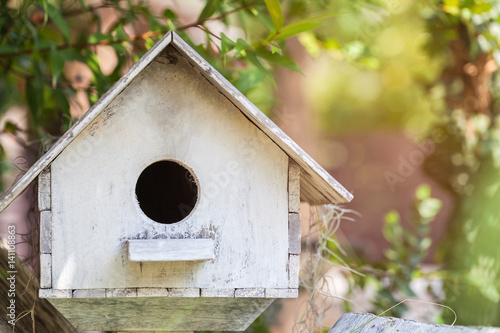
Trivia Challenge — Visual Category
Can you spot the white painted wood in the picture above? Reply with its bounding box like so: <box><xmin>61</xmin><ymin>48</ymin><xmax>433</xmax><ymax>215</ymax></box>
<box><xmin>265</xmin><ymin>288</ymin><xmax>298</xmax><ymax>298</ymax></box>
<box><xmin>39</xmin><ymin>289</ymin><xmax>72</xmax><ymax>298</ymax></box>
<box><xmin>106</xmin><ymin>288</ymin><xmax>137</xmax><ymax>298</ymax></box>
<box><xmin>40</xmin><ymin>210</ymin><xmax>52</xmax><ymax>254</ymax></box>
<box><xmin>288</xmin><ymin>159</ymin><xmax>301</xmax><ymax>213</ymax></box>
<box><xmin>168</xmin><ymin>288</ymin><xmax>200</xmax><ymax>298</ymax></box>
<box><xmin>127</xmin><ymin>239</ymin><xmax>215</xmax><ymax>262</ymax></box>
<box><xmin>0</xmin><ymin>31</ymin><xmax>352</xmax><ymax>214</ymax></box>
<box><xmin>47</xmin><ymin>297</ymin><xmax>273</xmax><ymax>331</ymax></box>
<box><xmin>288</xmin><ymin>213</ymin><xmax>301</xmax><ymax>255</ymax></box>
<box><xmin>201</xmin><ymin>288</ymin><xmax>235</xmax><ymax>297</ymax></box>
<box><xmin>40</xmin><ymin>253</ymin><xmax>52</xmax><ymax>288</ymax></box>
<box><xmin>73</xmin><ymin>289</ymin><xmax>106</xmax><ymax>298</ymax></box>
<box><xmin>37</xmin><ymin>167</ymin><xmax>51</xmax><ymax>211</ymax></box>
<box><xmin>329</xmin><ymin>313</ymin><xmax>500</xmax><ymax>332</ymax></box>
<box><xmin>50</xmin><ymin>49</ymin><xmax>289</xmax><ymax>290</ymax></box>
<box><xmin>234</xmin><ymin>288</ymin><xmax>265</xmax><ymax>298</ymax></box>
<box><xmin>137</xmin><ymin>288</ymin><xmax>169</xmax><ymax>297</ymax></box>
<box><xmin>288</xmin><ymin>254</ymin><xmax>300</xmax><ymax>288</ymax></box>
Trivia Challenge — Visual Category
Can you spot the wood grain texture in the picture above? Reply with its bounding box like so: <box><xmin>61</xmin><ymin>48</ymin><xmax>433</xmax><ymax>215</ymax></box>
<box><xmin>288</xmin><ymin>213</ymin><xmax>301</xmax><ymax>255</ymax></box>
<box><xmin>38</xmin><ymin>167</ymin><xmax>51</xmax><ymax>211</ymax></box>
<box><xmin>288</xmin><ymin>159</ymin><xmax>301</xmax><ymax>213</ymax></box>
<box><xmin>265</xmin><ymin>288</ymin><xmax>298</xmax><ymax>298</ymax></box>
<box><xmin>40</xmin><ymin>253</ymin><xmax>52</xmax><ymax>288</ymax></box>
<box><xmin>50</xmin><ymin>46</ymin><xmax>289</xmax><ymax>290</ymax></box>
<box><xmin>47</xmin><ymin>297</ymin><xmax>274</xmax><ymax>331</ymax></box>
<box><xmin>127</xmin><ymin>239</ymin><xmax>215</xmax><ymax>262</ymax></box>
<box><xmin>288</xmin><ymin>254</ymin><xmax>300</xmax><ymax>289</ymax></box>
<box><xmin>329</xmin><ymin>313</ymin><xmax>500</xmax><ymax>333</ymax></box>
<box><xmin>40</xmin><ymin>210</ymin><xmax>52</xmax><ymax>254</ymax></box>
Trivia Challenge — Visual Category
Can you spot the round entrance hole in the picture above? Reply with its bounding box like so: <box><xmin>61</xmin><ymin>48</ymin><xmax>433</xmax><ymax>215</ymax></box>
<box><xmin>135</xmin><ymin>161</ymin><xmax>198</xmax><ymax>224</ymax></box>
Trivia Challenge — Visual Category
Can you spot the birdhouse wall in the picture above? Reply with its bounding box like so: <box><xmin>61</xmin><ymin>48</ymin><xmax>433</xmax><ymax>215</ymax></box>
<box><xmin>48</xmin><ymin>46</ymin><xmax>290</xmax><ymax>290</ymax></box>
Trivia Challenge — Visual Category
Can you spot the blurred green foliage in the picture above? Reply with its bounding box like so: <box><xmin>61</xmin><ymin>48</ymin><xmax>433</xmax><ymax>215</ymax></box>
<box><xmin>346</xmin><ymin>185</ymin><xmax>443</xmax><ymax>319</ymax></box>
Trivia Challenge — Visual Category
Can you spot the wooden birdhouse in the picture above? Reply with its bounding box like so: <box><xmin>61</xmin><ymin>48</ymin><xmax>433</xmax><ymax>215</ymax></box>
<box><xmin>0</xmin><ymin>32</ymin><xmax>352</xmax><ymax>332</ymax></box>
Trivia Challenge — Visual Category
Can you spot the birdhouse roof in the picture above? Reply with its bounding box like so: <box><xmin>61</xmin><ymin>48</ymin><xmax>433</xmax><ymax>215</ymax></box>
<box><xmin>0</xmin><ymin>31</ymin><xmax>352</xmax><ymax>212</ymax></box>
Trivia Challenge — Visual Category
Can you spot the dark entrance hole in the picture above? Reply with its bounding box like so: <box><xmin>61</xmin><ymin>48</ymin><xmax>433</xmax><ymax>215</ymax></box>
<box><xmin>135</xmin><ymin>161</ymin><xmax>198</xmax><ymax>224</ymax></box>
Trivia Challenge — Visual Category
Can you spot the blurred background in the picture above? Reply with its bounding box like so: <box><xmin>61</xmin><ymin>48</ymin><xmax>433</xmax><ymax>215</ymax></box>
<box><xmin>1</xmin><ymin>0</ymin><xmax>500</xmax><ymax>332</ymax></box>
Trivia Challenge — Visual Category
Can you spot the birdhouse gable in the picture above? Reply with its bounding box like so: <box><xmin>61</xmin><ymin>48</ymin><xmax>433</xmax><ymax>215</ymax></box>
<box><xmin>0</xmin><ymin>31</ymin><xmax>353</xmax><ymax>332</ymax></box>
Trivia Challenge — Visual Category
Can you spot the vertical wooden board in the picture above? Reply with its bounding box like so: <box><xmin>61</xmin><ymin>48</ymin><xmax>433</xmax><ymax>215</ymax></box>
<box><xmin>288</xmin><ymin>254</ymin><xmax>300</xmax><ymax>288</ymax></box>
<box><xmin>40</xmin><ymin>253</ymin><xmax>52</xmax><ymax>289</ymax></box>
<box><xmin>288</xmin><ymin>213</ymin><xmax>301</xmax><ymax>255</ymax></box>
<box><xmin>50</xmin><ymin>49</ymin><xmax>289</xmax><ymax>290</ymax></box>
<box><xmin>38</xmin><ymin>167</ymin><xmax>51</xmax><ymax>211</ymax></box>
<box><xmin>47</xmin><ymin>297</ymin><xmax>274</xmax><ymax>331</ymax></box>
<box><xmin>288</xmin><ymin>159</ymin><xmax>300</xmax><ymax>213</ymax></box>
<box><xmin>40</xmin><ymin>210</ymin><xmax>52</xmax><ymax>254</ymax></box>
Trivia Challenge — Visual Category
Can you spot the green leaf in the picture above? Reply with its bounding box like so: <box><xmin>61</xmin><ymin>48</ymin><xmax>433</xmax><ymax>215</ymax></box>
<box><xmin>163</xmin><ymin>9</ymin><xmax>177</xmax><ymax>20</ymax></box>
<box><xmin>145</xmin><ymin>38</ymin><xmax>155</xmax><ymax>50</ymax></box>
<box><xmin>415</xmin><ymin>184</ymin><xmax>431</xmax><ymax>200</ymax></box>
<box><xmin>3</xmin><ymin>121</ymin><xmax>19</xmax><ymax>134</ymax></box>
<box><xmin>272</xmin><ymin>21</ymin><xmax>322</xmax><ymax>42</ymax></box>
<box><xmin>198</xmin><ymin>0</ymin><xmax>218</xmax><ymax>22</ymax></box>
<box><xmin>255</xmin><ymin>49</ymin><xmax>302</xmax><ymax>73</ymax></box>
<box><xmin>470</xmin><ymin>3</ymin><xmax>493</xmax><ymax>14</ymax></box>
<box><xmin>235</xmin><ymin>38</ymin><xmax>250</xmax><ymax>56</ymax></box>
<box><xmin>49</xmin><ymin>48</ymin><xmax>65</xmax><ymax>85</ymax></box>
<box><xmin>46</xmin><ymin>2</ymin><xmax>70</xmax><ymax>42</ymax></box>
<box><xmin>264</xmin><ymin>0</ymin><xmax>284</xmax><ymax>31</ymax></box>
<box><xmin>270</xmin><ymin>44</ymin><xmax>281</xmax><ymax>54</ymax></box>
<box><xmin>271</xmin><ymin>12</ymin><xmax>342</xmax><ymax>42</ymax></box>
<box><xmin>220</xmin><ymin>33</ymin><xmax>235</xmax><ymax>56</ymax></box>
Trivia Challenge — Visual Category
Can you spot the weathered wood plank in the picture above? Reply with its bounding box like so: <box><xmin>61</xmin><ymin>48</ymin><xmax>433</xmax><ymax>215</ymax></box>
<box><xmin>288</xmin><ymin>254</ymin><xmax>300</xmax><ymax>288</ymax></box>
<box><xmin>235</xmin><ymin>288</ymin><xmax>265</xmax><ymax>298</ymax></box>
<box><xmin>137</xmin><ymin>288</ymin><xmax>170</xmax><ymax>297</ymax></box>
<box><xmin>288</xmin><ymin>213</ymin><xmax>301</xmax><ymax>255</ymax></box>
<box><xmin>40</xmin><ymin>253</ymin><xmax>52</xmax><ymax>288</ymax></box>
<box><xmin>47</xmin><ymin>297</ymin><xmax>273</xmax><ymax>331</ymax></box>
<box><xmin>329</xmin><ymin>313</ymin><xmax>500</xmax><ymax>333</ymax></box>
<box><xmin>73</xmin><ymin>289</ymin><xmax>106</xmax><ymax>298</ymax></box>
<box><xmin>38</xmin><ymin>167</ymin><xmax>51</xmax><ymax>211</ymax></box>
<box><xmin>40</xmin><ymin>210</ymin><xmax>52</xmax><ymax>254</ymax></box>
<box><xmin>39</xmin><ymin>289</ymin><xmax>72</xmax><ymax>298</ymax></box>
<box><xmin>201</xmin><ymin>288</ymin><xmax>235</xmax><ymax>297</ymax></box>
<box><xmin>127</xmin><ymin>239</ymin><xmax>215</xmax><ymax>262</ymax></box>
<box><xmin>168</xmin><ymin>288</ymin><xmax>200</xmax><ymax>298</ymax></box>
<box><xmin>106</xmin><ymin>288</ymin><xmax>137</xmax><ymax>298</ymax></box>
<box><xmin>288</xmin><ymin>159</ymin><xmax>301</xmax><ymax>213</ymax></box>
<box><xmin>265</xmin><ymin>288</ymin><xmax>298</xmax><ymax>298</ymax></box>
